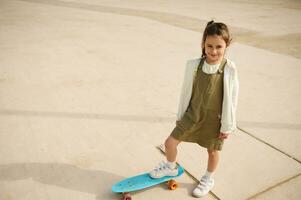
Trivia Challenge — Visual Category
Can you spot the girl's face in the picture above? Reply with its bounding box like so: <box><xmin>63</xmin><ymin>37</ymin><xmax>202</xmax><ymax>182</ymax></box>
<box><xmin>204</xmin><ymin>35</ymin><xmax>227</xmax><ymax>64</ymax></box>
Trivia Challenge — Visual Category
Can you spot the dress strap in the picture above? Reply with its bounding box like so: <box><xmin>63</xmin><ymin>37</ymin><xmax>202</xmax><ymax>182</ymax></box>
<box><xmin>197</xmin><ymin>57</ymin><xmax>206</xmax><ymax>71</ymax></box>
<box><xmin>193</xmin><ymin>57</ymin><xmax>206</xmax><ymax>84</ymax></box>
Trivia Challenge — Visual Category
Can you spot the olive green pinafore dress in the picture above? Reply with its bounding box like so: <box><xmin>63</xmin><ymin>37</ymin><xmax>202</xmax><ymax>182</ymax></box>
<box><xmin>171</xmin><ymin>58</ymin><xmax>227</xmax><ymax>151</ymax></box>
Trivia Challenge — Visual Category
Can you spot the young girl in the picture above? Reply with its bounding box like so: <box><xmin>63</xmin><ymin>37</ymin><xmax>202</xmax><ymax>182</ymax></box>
<box><xmin>150</xmin><ymin>20</ymin><xmax>239</xmax><ymax>198</ymax></box>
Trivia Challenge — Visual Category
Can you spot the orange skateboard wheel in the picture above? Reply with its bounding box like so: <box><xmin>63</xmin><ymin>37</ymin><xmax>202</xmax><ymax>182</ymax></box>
<box><xmin>167</xmin><ymin>179</ymin><xmax>178</xmax><ymax>190</ymax></box>
<box><xmin>122</xmin><ymin>192</ymin><xmax>132</xmax><ymax>200</ymax></box>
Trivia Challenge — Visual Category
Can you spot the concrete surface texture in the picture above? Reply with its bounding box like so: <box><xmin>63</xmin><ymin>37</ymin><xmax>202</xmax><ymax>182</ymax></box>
<box><xmin>0</xmin><ymin>0</ymin><xmax>300</xmax><ymax>200</ymax></box>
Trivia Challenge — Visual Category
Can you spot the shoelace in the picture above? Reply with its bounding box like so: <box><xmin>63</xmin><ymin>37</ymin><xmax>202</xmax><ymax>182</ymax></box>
<box><xmin>154</xmin><ymin>161</ymin><xmax>167</xmax><ymax>172</ymax></box>
<box><xmin>197</xmin><ymin>178</ymin><xmax>211</xmax><ymax>191</ymax></box>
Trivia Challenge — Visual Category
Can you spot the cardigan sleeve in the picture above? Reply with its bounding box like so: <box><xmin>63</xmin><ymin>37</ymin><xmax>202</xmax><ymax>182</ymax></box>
<box><xmin>220</xmin><ymin>60</ymin><xmax>239</xmax><ymax>134</ymax></box>
<box><xmin>176</xmin><ymin>60</ymin><xmax>197</xmax><ymax>121</ymax></box>
<box><xmin>232</xmin><ymin>66</ymin><xmax>239</xmax><ymax>118</ymax></box>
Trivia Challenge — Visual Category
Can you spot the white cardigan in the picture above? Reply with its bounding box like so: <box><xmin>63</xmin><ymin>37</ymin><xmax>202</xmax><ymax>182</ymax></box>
<box><xmin>176</xmin><ymin>57</ymin><xmax>239</xmax><ymax>134</ymax></box>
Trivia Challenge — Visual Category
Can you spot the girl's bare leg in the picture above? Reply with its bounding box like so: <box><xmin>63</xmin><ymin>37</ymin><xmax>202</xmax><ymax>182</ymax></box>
<box><xmin>164</xmin><ymin>136</ymin><xmax>181</xmax><ymax>162</ymax></box>
<box><xmin>192</xmin><ymin>149</ymin><xmax>218</xmax><ymax>197</ymax></box>
<box><xmin>207</xmin><ymin>149</ymin><xmax>219</xmax><ymax>172</ymax></box>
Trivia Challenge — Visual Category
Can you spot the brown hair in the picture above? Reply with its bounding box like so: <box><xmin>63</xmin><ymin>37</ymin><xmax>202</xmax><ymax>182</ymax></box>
<box><xmin>201</xmin><ymin>20</ymin><xmax>232</xmax><ymax>57</ymax></box>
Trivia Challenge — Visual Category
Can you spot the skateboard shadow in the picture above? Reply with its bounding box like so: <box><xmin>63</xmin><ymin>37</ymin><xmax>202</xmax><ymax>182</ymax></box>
<box><xmin>158</xmin><ymin>181</ymin><xmax>197</xmax><ymax>196</ymax></box>
<box><xmin>0</xmin><ymin>162</ymin><xmax>123</xmax><ymax>200</ymax></box>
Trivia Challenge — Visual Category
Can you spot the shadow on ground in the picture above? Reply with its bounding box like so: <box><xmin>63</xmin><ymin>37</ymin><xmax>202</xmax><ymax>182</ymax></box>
<box><xmin>0</xmin><ymin>109</ymin><xmax>174</xmax><ymax>123</ymax></box>
<box><xmin>0</xmin><ymin>162</ymin><xmax>123</xmax><ymax>199</ymax></box>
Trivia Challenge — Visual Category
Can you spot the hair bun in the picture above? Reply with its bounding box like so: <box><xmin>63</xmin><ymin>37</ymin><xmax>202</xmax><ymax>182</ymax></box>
<box><xmin>206</xmin><ymin>20</ymin><xmax>214</xmax><ymax>26</ymax></box>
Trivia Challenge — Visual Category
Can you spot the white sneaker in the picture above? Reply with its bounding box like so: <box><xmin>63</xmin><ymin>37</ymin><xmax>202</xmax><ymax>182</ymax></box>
<box><xmin>149</xmin><ymin>161</ymin><xmax>178</xmax><ymax>179</ymax></box>
<box><xmin>192</xmin><ymin>176</ymin><xmax>214</xmax><ymax>198</ymax></box>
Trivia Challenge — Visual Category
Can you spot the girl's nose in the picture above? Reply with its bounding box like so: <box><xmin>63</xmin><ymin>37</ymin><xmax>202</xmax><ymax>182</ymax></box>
<box><xmin>212</xmin><ymin>48</ymin><xmax>217</xmax><ymax>54</ymax></box>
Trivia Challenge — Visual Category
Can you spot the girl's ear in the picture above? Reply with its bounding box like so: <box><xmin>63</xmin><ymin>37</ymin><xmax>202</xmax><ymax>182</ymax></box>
<box><xmin>227</xmin><ymin>37</ymin><xmax>232</xmax><ymax>47</ymax></box>
<box><xmin>201</xmin><ymin>42</ymin><xmax>205</xmax><ymax>49</ymax></box>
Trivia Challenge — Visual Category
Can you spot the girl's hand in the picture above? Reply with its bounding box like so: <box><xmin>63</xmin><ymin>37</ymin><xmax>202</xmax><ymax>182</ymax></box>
<box><xmin>218</xmin><ymin>132</ymin><xmax>229</xmax><ymax>140</ymax></box>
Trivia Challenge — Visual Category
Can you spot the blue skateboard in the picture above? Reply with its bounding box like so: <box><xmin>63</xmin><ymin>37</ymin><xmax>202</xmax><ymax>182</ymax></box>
<box><xmin>112</xmin><ymin>165</ymin><xmax>184</xmax><ymax>200</ymax></box>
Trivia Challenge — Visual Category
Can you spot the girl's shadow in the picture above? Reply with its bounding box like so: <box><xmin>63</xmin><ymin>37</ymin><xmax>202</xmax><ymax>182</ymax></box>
<box><xmin>0</xmin><ymin>162</ymin><xmax>124</xmax><ymax>199</ymax></box>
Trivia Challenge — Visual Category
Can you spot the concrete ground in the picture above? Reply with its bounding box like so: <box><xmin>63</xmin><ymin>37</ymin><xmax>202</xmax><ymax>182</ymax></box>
<box><xmin>0</xmin><ymin>0</ymin><xmax>300</xmax><ymax>199</ymax></box>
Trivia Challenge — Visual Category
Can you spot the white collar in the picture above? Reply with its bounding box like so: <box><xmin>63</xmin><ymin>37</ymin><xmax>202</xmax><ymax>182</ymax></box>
<box><xmin>202</xmin><ymin>60</ymin><xmax>221</xmax><ymax>74</ymax></box>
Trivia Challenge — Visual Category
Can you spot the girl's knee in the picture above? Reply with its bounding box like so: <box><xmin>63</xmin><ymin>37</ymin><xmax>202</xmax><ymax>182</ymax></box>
<box><xmin>207</xmin><ymin>149</ymin><xmax>219</xmax><ymax>156</ymax></box>
<box><xmin>165</xmin><ymin>136</ymin><xmax>179</xmax><ymax>149</ymax></box>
